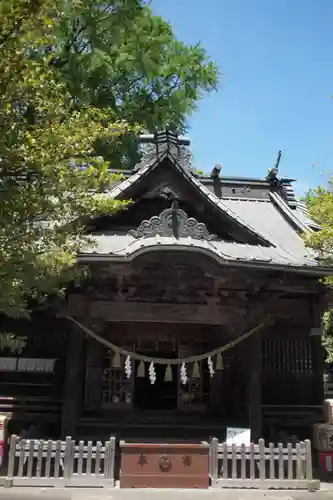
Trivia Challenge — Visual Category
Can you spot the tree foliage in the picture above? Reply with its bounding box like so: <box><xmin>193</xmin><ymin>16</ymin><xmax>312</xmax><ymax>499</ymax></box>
<box><xmin>0</xmin><ymin>0</ymin><xmax>130</xmax><ymax>319</ymax></box>
<box><xmin>305</xmin><ymin>180</ymin><xmax>333</xmax><ymax>360</ymax></box>
<box><xmin>305</xmin><ymin>182</ymin><xmax>333</xmax><ymax>264</ymax></box>
<box><xmin>52</xmin><ymin>0</ymin><xmax>219</xmax><ymax>166</ymax></box>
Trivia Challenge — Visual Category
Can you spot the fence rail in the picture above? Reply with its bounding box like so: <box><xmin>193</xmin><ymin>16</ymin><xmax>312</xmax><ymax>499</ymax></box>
<box><xmin>5</xmin><ymin>435</ymin><xmax>115</xmax><ymax>488</ymax></box>
<box><xmin>210</xmin><ymin>438</ymin><xmax>319</xmax><ymax>491</ymax></box>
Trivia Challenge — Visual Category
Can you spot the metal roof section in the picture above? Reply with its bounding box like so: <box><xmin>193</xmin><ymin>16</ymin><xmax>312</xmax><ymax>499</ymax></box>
<box><xmin>219</xmin><ymin>198</ymin><xmax>312</xmax><ymax>258</ymax></box>
<box><xmin>173</xmin><ymin>161</ymin><xmax>272</xmax><ymax>246</ymax></box>
<box><xmin>79</xmin><ymin>197</ymin><xmax>328</xmax><ymax>273</ymax></box>
<box><xmin>105</xmin><ymin>152</ymin><xmax>162</xmax><ymax>199</ymax></box>
<box><xmin>78</xmin><ymin>233</ymin><xmax>331</xmax><ymax>275</ymax></box>
<box><xmin>296</xmin><ymin>201</ymin><xmax>322</xmax><ymax>231</ymax></box>
<box><xmin>269</xmin><ymin>192</ymin><xmax>311</xmax><ymax>234</ymax></box>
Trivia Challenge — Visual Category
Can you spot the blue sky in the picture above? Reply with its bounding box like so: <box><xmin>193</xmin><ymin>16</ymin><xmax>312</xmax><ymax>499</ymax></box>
<box><xmin>151</xmin><ymin>0</ymin><xmax>333</xmax><ymax>196</ymax></box>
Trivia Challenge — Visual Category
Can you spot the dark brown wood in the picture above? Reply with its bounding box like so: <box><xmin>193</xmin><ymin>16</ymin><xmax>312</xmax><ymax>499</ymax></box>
<box><xmin>84</xmin><ymin>339</ymin><xmax>104</xmax><ymax>409</ymax></box>
<box><xmin>61</xmin><ymin>325</ymin><xmax>84</xmax><ymax>437</ymax></box>
<box><xmin>312</xmin><ymin>336</ymin><xmax>325</xmax><ymax>404</ymax></box>
<box><xmin>311</xmin><ymin>296</ymin><xmax>325</xmax><ymax>405</ymax></box>
<box><xmin>248</xmin><ymin>331</ymin><xmax>262</xmax><ymax>441</ymax></box>
<box><xmin>68</xmin><ymin>296</ymin><xmax>245</xmax><ymax>325</ymax></box>
<box><xmin>1</xmin><ymin>248</ymin><xmax>326</xmax><ymax>441</ymax></box>
<box><xmin>120</xmin><ymin>442</ymin><xmax>209</xmax><ymax>488</ymax></box>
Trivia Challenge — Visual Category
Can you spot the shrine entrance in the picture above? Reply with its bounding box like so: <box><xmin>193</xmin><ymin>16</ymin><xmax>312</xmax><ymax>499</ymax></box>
<box><xmin>134</xmin><ymin>354</ymin><xmax>178</xmax><ymax>410</ymax></box>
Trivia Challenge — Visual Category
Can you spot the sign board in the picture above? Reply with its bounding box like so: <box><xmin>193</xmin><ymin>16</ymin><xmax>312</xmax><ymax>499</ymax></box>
<box><xmin>226</xmin><ymin>427</ymin><xmax>251</xmax><ymax>445</ymax></box>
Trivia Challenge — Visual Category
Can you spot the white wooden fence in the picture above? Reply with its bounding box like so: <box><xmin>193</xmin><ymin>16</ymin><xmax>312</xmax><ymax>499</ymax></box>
<box><xmin>4</xmin><ymin>435</ymin><xmax>319</xmax><ymax>490</ymax></box>
<box><xmin>210</xmin><ymin>438</ymin><xmax>319</xmax><ymax>491</ymax></box>
<box><xmin>5</xmin><ymin>435</ymin><xmax>116</xmax><ymax>488</ymax></box>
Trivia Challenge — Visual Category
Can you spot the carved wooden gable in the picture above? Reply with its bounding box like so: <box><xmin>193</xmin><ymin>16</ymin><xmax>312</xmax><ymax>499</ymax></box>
<box><xmin>89</xmin><ymin>156</ymin><xmax>269</xmax><ymax>245</ymax></box>
<box><xmin>129</xmin><ymin>205</ymin><xmax>217</xmax><ymax>241</ymax></box>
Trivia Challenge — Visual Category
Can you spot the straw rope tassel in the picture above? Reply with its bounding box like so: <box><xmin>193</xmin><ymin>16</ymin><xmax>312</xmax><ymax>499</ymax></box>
<box><xmin>137</xmin><ymin>360</ymin><xmax>145</xmax><ymax>378</ymax></box>
<box><xmin>112</xmin><ymin>350</ymin><xmax>121</xmax><ymax>368</ymax></box>
<box><xmin>192</xmin><ymin>361</ymin><xmax>201</xmax><ymax>379</ymax></box>
<box><xmin>164</xmin><ymin>364</ymin><xmax>173</xmax><ymax>382</ymax></box>
<box><xmin>216</xmin><ymin>353</ymin><xmax>223</xmax><ymax>370</ymax></box>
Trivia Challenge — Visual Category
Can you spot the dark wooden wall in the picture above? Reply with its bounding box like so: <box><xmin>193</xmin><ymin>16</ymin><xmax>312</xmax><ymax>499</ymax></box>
<box><xmin>0</xmin><ymin>314</ymin><xmax>67</xmax><ymax>435</ymax></box>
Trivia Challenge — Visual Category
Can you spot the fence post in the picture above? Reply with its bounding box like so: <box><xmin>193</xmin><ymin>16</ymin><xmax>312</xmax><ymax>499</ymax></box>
<box><xmin>305</xmin><ymin>439</ymin><xmax>317</xmax><ymax>492</ymax></box>
<box><xmin>18</xmin><ymin>439</ymin><xmax>25</xmax><ymax>478</ymax></box>
<box><xmin>5</xmin><ymin>435</ymin><xmax>17</xmax><ymax>487</ymax></box>
<box><xmin>259</xmin><ymin>439</ymin><xmax>265</xmax><ymax>480</ymax></box>
<box><xmin>305</xmin><ymin>439</ymin><xmax>312</xmax><ymax>481</ymax></box>
<box><xmin>210</xmin><ymin>438</ymin><xmax>218</xmax><ymax>484</ymax></box>
<box><xmin>109</xmin><ymin>437</ymin><xmax>116</xmax><ymax>482</ymax></box>
<box><xmin>64</xmin><ymin>436</ymin><xmax>73</xmax><ymax>483</ymax></box>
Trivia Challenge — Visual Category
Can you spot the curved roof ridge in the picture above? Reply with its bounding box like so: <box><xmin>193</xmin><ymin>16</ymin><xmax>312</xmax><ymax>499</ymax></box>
<box><xmin>78</xmin><ymin>234</ymin><xmax>333</xmax><ymax>275</ymax></box>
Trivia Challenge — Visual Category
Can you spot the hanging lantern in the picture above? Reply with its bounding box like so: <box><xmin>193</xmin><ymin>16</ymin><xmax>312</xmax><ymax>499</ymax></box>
<box><xmin>192</xmin><ymin>361</ymin><xmax>201</xmax><ymax>379</ymax></box>
<box><xmin>207</xmin><ymin>356</ymin><xmax>215</xmax><ymax>377</ymax></box>
<box><xmin>215</xmin><ymin>353</ymin><xmax>224</xmax><ymax>370</ymax></box>
<box><xmin>124</xmin><ymin>356</ymin><xmax>132</xmax><ymax>379</ymax></box>
<box><xmin>112</xmin><ymin>351</ymin><xmax>121</xmax><ymax>368</ymax></box>
<box><xmin>164</xmin><ymin>364</ymin><xmax>173</xmax><ymax>382</ymax></box>
<box><xmin>137</xmin><ymin>360</ymin><xmax>145</xmax><ymax>378</ymax></box>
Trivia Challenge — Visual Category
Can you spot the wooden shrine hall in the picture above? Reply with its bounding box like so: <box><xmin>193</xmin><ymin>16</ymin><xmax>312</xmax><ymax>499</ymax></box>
<box><xmin>1</xmin><ymin>131</ymin><xmax>332</xmax><ymax>443</ymax></box>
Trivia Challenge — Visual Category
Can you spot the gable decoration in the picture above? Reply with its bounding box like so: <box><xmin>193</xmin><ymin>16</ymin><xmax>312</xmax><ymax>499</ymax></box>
<box><xmin>129</xmin><ymin>206</ymin><xmax>217</xmax><ymax>241</ymax></box>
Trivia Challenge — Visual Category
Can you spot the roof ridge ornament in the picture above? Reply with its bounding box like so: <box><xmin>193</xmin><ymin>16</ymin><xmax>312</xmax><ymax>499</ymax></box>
<box><xmin>129</xmin><ymin>207</ymin><xmax>218</xmax><ymax>241</ymax></box>
<box><xmin>138</xmin><ymin>129</ymin><xmax>190</xmax><ymax>158</ymax></box>
<box><xmin>266</xmin><ymin>150</ymin><xmax>282</xmax><ymax>185</ymax></box>
<box><xmin>266</xmin><ymin>150</ymin><xmax>297</xmax><ymax>209</ymax></box>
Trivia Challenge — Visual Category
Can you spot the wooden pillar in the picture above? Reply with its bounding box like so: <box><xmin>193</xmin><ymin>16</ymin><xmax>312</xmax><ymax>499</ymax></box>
<box><xmin>248</xmin><ymin>332</ymin><xmax>262</xmax><ymax>441</ymax></box>
<box><xmin>312</xmin><ymin>336</ymin><xmax>325</xmax><ymax>403</ymax></box>
<box><xmin>208</xmin><ymin>327</ymin><xmax>224</xmax><ymax>414</ymax></box>
<box><xmin>61</xmin><ymin>324</ymin><xmax>84</xmax><ymax>438</ymax></box>
<box><xmin>311</xmin><ymin>295</ymin><xmax>325</xmax><ymax>404</ymax></box>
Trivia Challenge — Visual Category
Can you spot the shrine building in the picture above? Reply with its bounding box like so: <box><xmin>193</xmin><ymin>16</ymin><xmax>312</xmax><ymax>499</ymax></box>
<box><xmin>1</xmin><ymin>131</ymin><xmax>332</xmax><ymax>443</ymax></box>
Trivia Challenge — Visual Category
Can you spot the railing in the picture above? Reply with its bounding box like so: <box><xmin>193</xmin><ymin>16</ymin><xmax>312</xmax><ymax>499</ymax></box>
<box><xmin>0</xmin><ymin>396</ymin><xmax>62</xmax><ymax>421</ymax></box>
<box><xmin>4</xmin><ymin>434</ymin><xmax>319</xmax><ymax>490</ymax></box>
<box><xmin>5</xmin><ymin>435</ymin><xmax>116</xmax><ymax>488</ymax></box>
<box><xmin>210</xmin><ymin>438</ymin><xmax>319</xmax><ymax>491</ymax></box>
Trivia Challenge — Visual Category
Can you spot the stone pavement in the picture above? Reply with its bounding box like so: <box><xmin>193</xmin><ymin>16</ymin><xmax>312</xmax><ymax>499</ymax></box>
<box><xmin>1</xmin><ymin>488</ymin><xmax>333</xmax><ymax>500</ymax></box>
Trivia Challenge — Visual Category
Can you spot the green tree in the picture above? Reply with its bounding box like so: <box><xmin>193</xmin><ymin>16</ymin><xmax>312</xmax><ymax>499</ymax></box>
<box><xmin>305</xmin><ymin>181</ymin><xmax>333</xmax><ymax>360</ymax></box>
<box><xmin>52</xmin><ymin>0</ymin><xmax>219</xmax><ymax>167</ymax></box>
<box><xmin>0</xmin><ymin>0</ymin><xmax>130</xmax><ymax>320</ymax></box>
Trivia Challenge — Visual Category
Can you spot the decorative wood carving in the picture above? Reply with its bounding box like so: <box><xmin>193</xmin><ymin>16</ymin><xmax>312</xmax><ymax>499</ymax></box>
<box><xmin>84</xmin><ymin>262</ymin><xmax>220</xmax><ymax>305</ymax></box>
<box><xmin>67</xmin><ymin>296</ymin><xmax>246</xmax><ymax>325</ymax></box>
<box><xmin>88</xmin><ymin>256</ymin><xmax>322</xmax><ymax>296</ymax></box>
<box><xmin>129</xmin><ymin>208</ymin><xmax>217</xmax><ymax>241</ymax></box>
